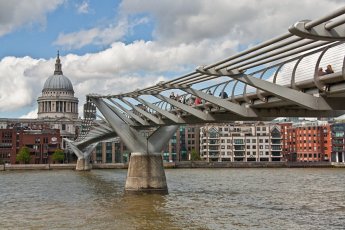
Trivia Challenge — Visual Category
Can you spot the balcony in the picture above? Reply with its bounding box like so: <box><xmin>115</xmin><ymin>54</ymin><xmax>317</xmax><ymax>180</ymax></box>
<box><xmin>234</xmin><ymin>151</ymin><xmax>244</xmax><ymax>157</ymax></box>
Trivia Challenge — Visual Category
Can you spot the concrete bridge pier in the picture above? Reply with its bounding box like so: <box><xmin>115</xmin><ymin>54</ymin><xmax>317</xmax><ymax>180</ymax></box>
<box><xmin>92</xmin><ymin>97</ymin><xmax>178</xmax><ymax>193</ymax></box>
<box><xmin>125</xmin><ymin>152</ymin><xmax>168</xmax><ymax>193</ymax></box>
<box><xmin>76</xmin><ymin>157</ymin><xmax>92</xmax><ymax>171</ymax></box>
<box><xmin>65</xmin><ymin>139</ymin><xmax>97</xmax><ymax>171</ymax></box>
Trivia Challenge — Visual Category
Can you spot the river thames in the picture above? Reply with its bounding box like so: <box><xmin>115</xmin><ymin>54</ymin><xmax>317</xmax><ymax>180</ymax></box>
<box><xmin>0</xmin><ymin>168</ymin><xmax>344</xmax><ymax>229</ymax></box>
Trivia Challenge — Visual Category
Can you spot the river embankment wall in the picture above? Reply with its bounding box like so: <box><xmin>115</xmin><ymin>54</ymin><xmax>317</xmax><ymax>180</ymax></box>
<box><xmin>1</xmin><ymin>162</ymin><xmax>344</xmax><ymax>171</ymax></box>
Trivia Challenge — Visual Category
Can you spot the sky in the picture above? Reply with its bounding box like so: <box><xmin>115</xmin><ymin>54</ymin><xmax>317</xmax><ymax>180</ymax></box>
<box><xmin>0</xmin><ymin>0</ymin><xmax>343</xmax><ymax>118</ymax></box>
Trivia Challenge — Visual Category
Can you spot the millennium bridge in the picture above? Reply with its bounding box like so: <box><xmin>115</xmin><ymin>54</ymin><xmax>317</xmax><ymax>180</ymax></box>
<box><xmin>66</xmin><ymin>6</ymin><xmax>345</xmax><ymax>193</ymax></box>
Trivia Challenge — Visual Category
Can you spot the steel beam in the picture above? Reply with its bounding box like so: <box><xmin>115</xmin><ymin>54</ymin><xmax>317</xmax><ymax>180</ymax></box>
<box><xmin>120</xmin><ymin>98</ymin><xmax>164</xmax><ymax>125</ymax></box>
<box><xmin>136</xmin><ymin>97</ymin><xmax>186</xmax><ymax>124</ymax></box>
<box><xmin>182</xmin><ymin>88</ymin><xmax>258</xmax><ymax>117</ymax></box>
<box><xmin>154</xmin><ymin>94</ymin><xmax>215</xmax><ymax>121</ymax></box>
<box><xmin>108</xmin><ymin>99</ymin><xmax>147</xmax><ymax>126</ymax></box>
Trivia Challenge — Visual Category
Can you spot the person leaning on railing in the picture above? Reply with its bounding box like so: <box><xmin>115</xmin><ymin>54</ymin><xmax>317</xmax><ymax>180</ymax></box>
<box><xmin>319</xmin><ymin>64</ymin><xmax>335</xmax><ymax>91</ymax></box>
<box><xmin>325</xmin><ymin>64</ymin><xmax>334</xmax><ymax>74</ymax></box>
<box><xmin>318</xmin><ymin>67</ymin><xmax>326</xmax><ymax>76</ymax></box>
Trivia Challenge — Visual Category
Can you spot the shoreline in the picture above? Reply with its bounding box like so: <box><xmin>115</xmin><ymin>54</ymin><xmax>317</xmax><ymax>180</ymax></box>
<box><xmin>1</xmin><ymin>161</ymin><xmax>344</xmax><ymax>171</ymax></box>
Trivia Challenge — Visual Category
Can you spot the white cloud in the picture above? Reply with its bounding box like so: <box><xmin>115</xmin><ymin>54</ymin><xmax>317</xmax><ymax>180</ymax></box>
<box><xmin>20</xmin><ymin>108</ymin><xmax>38</xmax><ymax>119</ymax></box>
<box><xmin>53</xmin><ymin>19</ymin><xmax>129</xmax><ymax>49</ymax></box>
<box><xmin>0</xmin><ymin>56</ymin><xmax>43</xmax><ymax>112</ymax></box>
<box><xmin>0</xmin><ymin>0</ymin><xmax>64</xmax><ymax>37</ymax></box>
<box><xmin>120</xmin><ymin>0</ymin><xmax>342</xmax><ymax>45</ymax></box>
<box><xmin>77</xmin><ymin>1</ymin><xmax>89</xmax><ymax>14</ymax></box>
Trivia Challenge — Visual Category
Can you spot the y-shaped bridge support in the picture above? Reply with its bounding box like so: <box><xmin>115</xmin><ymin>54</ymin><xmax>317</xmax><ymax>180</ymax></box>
<box><xmin>92</xmin><ymin>98</ymin><xmax>178</xmax><ymax>193</ymax></box>
<box><xmin>65</xmin><ymin>139</ymin><xmax>98</xmax><ymax>171</ymax></box>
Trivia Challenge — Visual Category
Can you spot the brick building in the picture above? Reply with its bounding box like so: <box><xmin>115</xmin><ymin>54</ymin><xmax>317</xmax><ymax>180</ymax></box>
<box><xmin>280</xmin><ymin>121</ymin><xmax>331</xmax><ymax>162</ymax></box>
<box><xmin>0</xmin><ymin>129</ymin><xmax>16</xmax><ymax>164</ymax></box>
<box><xmin>0</xmin><ymin>128</ymin><xmax>61</xmax><ymax>164</ymax></box>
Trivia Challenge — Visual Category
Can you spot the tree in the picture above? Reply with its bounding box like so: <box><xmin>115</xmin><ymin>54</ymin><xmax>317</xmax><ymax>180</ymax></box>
<box><xmin>190</xmin><ymin>148</ymin><xmax>201</xmax><ymax>161</ymax></box>
<box><xmin>16</xmin><ymin>147</ymin><xmax>31</xmax><ymax>164</ymax></box>
<box><xmin>52</xmin><ymin>149</ymin><xmax>65</xmax><ymax>163</ymax></box>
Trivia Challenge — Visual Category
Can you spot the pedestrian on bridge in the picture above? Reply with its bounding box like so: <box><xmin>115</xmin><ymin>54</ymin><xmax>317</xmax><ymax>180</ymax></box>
<box><xmin>325</xmin><ymin>64</ymin><xmax>334</xmax><ymax>74</ymax></box>
<box><xmin>318</xmin><ymin>67</ymin><xmax>326</xmax><ymax>76</ymax></box>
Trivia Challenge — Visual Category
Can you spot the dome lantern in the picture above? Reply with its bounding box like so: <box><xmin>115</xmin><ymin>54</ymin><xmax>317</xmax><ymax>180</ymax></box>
<box><xmin>42</xmin><ymin>52</ymin><xmax>74</xmax><ymax>93</ymax></box>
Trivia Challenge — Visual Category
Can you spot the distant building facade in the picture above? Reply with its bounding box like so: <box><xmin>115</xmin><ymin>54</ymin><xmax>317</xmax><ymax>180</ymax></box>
<box><xmin>200</xmin><ymin>122</ymin><xmax>283</xmax><ymax>162</ymax></box>
<box><xmin>331</xmin><ymin>123</ymin><xmax>345</xmax><ymax>163</ymax></box>
<box><xmin>280</xmin><ymin>121</ymin><xmax>331</xmax><ymax>162</ymax></box>
<box><xmin>91</xmin><ymin>138</ymin><xmax>130</xmax><ymax>163</ymax></box>
<box><xmin>163</xmin><ymin>125</ymin><xmax>200</xmax><ymax>162</ymax></box>
<box><xmin>0</xmin><ymin>128</ymin><xmax>61</xmax><ymax>164</ymax></box>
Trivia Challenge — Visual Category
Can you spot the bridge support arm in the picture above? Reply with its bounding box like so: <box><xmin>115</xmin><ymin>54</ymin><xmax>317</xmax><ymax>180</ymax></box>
<box><xmin>90</xmin><ymin>97</ymin><xmax>178</xmax><ymax>193</ymax></box>
<box><xmin>65</xmin><ymin>139</ymin><xmax>98</xmax><ymax>171</ymax></box>
<box><xmin>237</xmin><ymin>74</ymin><xmax>332</xmax><ymax>110</ymax></box>
<box><xmin>197</xmin><ymin>67</ymin><xmax>332</xmax><ymax>110</ymax></box>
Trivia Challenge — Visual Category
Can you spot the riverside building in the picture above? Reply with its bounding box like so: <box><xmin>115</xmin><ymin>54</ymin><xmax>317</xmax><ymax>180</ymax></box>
<box><xmin>0</xmin><ymin>128</ymin><xmax>61</xmax><ymax>164</ymax></box>
<box><xmin>280</xmin><ymin>121</ymin><xmax>331</xmax><ymax>162</ymax></box>
<box><xmin>331</xmin><ymin>123</ymin><xmax>345</xmax><ymax>163</ymax></box>
<box><xmin>200</xmin><ymin>122</ymin><xmax>283</xmax><ymax>162</ymax></box>
<box><xmin>163</xmin><ymin>125</ymin><xmax>200</xmax><ymax>162</ymax></box>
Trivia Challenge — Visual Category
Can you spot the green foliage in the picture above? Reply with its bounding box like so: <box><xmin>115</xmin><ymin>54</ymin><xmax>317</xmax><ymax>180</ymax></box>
<box><xmin>190</xmin><ymin>149</ymin><xmax>201</xmax><ymax>161</ymax></box>
<box><xmin>52</xmin><ymin>149</ymin><xmax>65</xmax><ymax>163</ymax></box>
<box><xmin>16</xmin><ymin>147</ymin><xmax>31</xmax><ymax>164</ymax></box>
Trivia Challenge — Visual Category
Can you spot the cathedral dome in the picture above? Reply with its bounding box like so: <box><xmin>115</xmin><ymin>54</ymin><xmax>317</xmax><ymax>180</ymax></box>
<box><xmin>43</xmin><ymin>74</ymin><xmax>74</xmax><ymax>92</ymax></box>
<box><xmin>42</xmin><ymin>52</ymin><xmax>74</xmax><ymax>93</ymax></box>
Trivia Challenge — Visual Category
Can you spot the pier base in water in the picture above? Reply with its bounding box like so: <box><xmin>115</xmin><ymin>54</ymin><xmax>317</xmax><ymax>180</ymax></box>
<box><xmin>125</xmin><ymin>153</ymin><xmax>168</xmax><ymax>194</ymax></box>
<box><xmin>76</xmin><ymin>158</ymin><xmax>92</xmax><ymax>171</ymax></box>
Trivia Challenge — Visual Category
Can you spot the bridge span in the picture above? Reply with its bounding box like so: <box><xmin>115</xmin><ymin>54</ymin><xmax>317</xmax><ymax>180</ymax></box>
<box><xmin>67</xmin><ymin>6</ymin><xmax>345</xmax><ymax>193</ymax></box>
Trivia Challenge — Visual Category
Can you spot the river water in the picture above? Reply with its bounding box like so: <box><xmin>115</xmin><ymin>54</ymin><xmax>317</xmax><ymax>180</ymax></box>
<box><xmin>0</xmin><ymin>168</ymin><xmax>344</xmax><ymax>229</ymax></box>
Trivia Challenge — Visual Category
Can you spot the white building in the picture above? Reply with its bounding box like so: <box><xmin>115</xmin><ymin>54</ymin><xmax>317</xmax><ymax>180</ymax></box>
<box><xmin>200</xmin><ymin>122</ymin><xmax>282</xmax><ymax>162</ymax></box>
